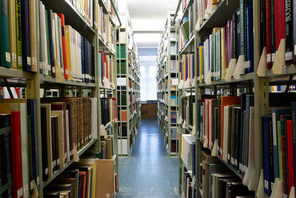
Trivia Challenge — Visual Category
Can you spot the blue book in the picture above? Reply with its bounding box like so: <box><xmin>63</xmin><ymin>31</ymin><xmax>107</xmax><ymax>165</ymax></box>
<box><xmin>191</xmin><ymin>142</ymin><xmax>196</xmax><ymax>176</ymax></box>
<box><xmin>262</xmin><ymin>116</ymin><xmax>272</xmax><ymax>196</ymax></box>
<box><xmin>21</xmin><ymin>0</ymin><xmax>31</xmax><ymax>72</ymax></box>
<box><xmin>246</xmin><ymin>6</ymin><xmax>254</xmax><ymax>73</ymax></box>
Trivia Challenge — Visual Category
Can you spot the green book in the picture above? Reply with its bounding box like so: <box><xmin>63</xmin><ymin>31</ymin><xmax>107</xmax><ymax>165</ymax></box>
<box><xmin>277</xmin><ymin>120</ymin><xmax>283</xmax><ymax>180</ymax></box>
<box><xmin>0</xmin><ymin>0</ymin><xmax>11</xmax><ymax>67</ymax></box>
<box><xmin>16</xmin><ymin>0</ymin><xmax>22</xmax><ymax>70</ymax></box>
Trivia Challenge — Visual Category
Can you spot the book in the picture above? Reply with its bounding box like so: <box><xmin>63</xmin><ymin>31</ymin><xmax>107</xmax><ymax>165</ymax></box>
<box><xmin>16</xmin><ymin>0</ymin><xmax>22</xmax><ymax>70</ymax></box>
<box><xmin>0</xmin><ymin>0</ymin><xmax>11</xmax><ymax>68</ymax></box>
<box><xmin>8</xmin><ymin>0</ymin><xmax>16</xmax><ymax>69</ymax></box>
<box><xmin>21</xmin><ymin>0</ymin><xmax>31</xmax><ymax>72</ymax></box>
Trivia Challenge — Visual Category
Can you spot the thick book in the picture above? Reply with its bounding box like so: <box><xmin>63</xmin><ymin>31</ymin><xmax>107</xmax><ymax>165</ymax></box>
<box><xmin>265</xmin><ymin>0</ymin><xmax>272</xmax><ymax>69</ymax></box>
<box><xmin>274</xmin><ymin>0</ymin><xmax>285</xmax><ymax>53</ymax></box>
<box><xmin>11</xmin><ymin>111</ymin><xmax>24</xmax><ymax>198</ymax></box>
<box><xmin>245</xmin><ymin>6</ymin><xmax>254</xmax><ymax>73</ymax></box>
<box><xmin>58</xmin><ymin>14</ymin><xmax>68</xmax><ymax>80</ymax></box>
<box><xmin>41</xmin><ymin>106</ymin><xmax>49</xmax><ymax>182</ymax></box>
<box><xmin>0</xmin><ymin>0</ymin><xmax>11</xmax><ymax>68</ymax></box>
<box><xmin>262</xmin><ymin>116</ymin><xmax>272</xmax><ymax>196</ymax></box>
<box><xmin>287</xmin><ymin>119</ymin><xmax>294</xmax><ymax>192</ymax></box>
<box><xmin>47</xmin><ymin>9</ymin><xmax>56</xmax><ymax>77</ymax></box>
<box><xmin>21</xmin><ymin>0</ymin><xmax>31</xmax><ymax>72</ymax></box>
<box><xmin>8</xmin><ymin>0</ymin><xmax>16</xmax><ymax>69</ymax></box>
<box><xmin>285</xmin><ymin>0</ymin><xmax>293</xmax><ymax>63</ymax></box>
<box><xmin>16</xmin><ymin>0</ymin><xmax>22</xmax><ymax>70</ymax></box>
<box><xmin>27</xmin><ymin>99</ymin><xmax>39</xmax><ymax>190</ymax></box>
<box><xmin>29</xmin><ymin>0</ymin><xmax>37</xmax><ymax>72</ymax></box>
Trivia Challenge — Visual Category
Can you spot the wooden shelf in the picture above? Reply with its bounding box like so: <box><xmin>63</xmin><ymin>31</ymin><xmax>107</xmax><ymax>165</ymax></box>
<box><xmin>0</xmin><ymin>67</ymin><xmax>34</xmax><ymax>80</ymax></box>
<box><xmin>196</xmin><ymin>0</ymin><xmax>240</xmax><ymax>34</ymax></box>
<box><xmin>43</xmin><ymin>139</ymin><xmax>96</xmax><ymax>187</ymax></box>
<box><xmin>40</xmin><ymin>75</ymin><xmax>96</xmax><ymax>88</ymax></box>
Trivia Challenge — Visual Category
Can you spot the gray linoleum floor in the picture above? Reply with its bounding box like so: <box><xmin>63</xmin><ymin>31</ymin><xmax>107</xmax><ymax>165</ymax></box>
<box><xmin>117</xmin><ymin>119</ymin><xmax>181</xmax><ymax>198</ymax></box>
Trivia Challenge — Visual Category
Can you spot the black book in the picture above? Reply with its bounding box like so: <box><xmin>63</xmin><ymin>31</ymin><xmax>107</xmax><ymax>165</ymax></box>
<box><xmin>260</xmin><ymin>0</ymin><xmax>266</xmax><ymax>53</ymax></box>
<box><xmin>47</xmin><ymin>9</ymin><xmax>56</xmax><ymax>77</ymax></box>
<box><xmin>236</xmin><ymin>8</ymin><xmax>241</xmax><ymax>60</ymax></box>
<box><xmin>51</xmin><ymin>116</ymin><xmax>58</xmax><ymax>172</ymax></box>
<box><xmin>285</xmin><ymin>0</ymin><xmax>293</xmax><ymax>63</ymax></box>
<box><xmin>234</xmin><ymin>107</ymin><xmax>242</xmax><ymax>169</ymax></box>
<box><xmin>21</xmin><ymin>0</ymin><xmax>31</xmax><ymax>72</ymax></box>
<box><xmin>81</xmin><ymin>37</ymin><xmax>85</xmax><ymax>82</ymax></box>
<box><xmin>41</xmin><ymin>107</ymin><xmax>49</xmax><ymax>181</ymax></box>
<box><xmin>27</xmin><ymin>99</ymin><xmax>40</xmax><ymax>189</ymax></box>
<box><xmin>293</xmin><ymin>0</ymin><xmax>296</xmax><ymax>63</ymax></box>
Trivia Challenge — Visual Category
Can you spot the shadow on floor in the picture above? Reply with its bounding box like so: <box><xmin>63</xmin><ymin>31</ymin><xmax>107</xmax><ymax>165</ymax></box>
<box><xmin>117</xmin><ymin>119</ymin><xmax>181</xmax><ymax>198</ymax></box>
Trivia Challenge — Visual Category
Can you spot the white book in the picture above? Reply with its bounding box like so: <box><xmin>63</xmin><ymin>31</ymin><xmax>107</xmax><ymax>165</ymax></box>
<box><xmin>223</xmin><ymin>105</ymin><xmax>230</xmax><ymax>161</ymax></box>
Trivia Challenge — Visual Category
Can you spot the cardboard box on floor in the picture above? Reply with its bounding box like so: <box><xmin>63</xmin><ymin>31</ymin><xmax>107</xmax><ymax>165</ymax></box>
<box><xmin>79</xmin><ymin>158</ymin><xmax>114</xmax><ymax>198</ymax></box>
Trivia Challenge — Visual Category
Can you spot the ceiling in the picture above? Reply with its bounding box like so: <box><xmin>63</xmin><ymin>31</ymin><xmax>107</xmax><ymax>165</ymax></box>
<box><xmin>126</xmin><ymin>0</ymin><xmax>178</xmax><ymax>48</ymax></box>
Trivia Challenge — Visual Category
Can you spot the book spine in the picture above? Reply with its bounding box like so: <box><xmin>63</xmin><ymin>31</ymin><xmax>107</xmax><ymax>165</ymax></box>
<box><xmin>287</xmin><ymin>120</ymin><xmax>294</xmax><ymax>192</ymax></box>
<box><xmin>16</xmin><ymin>0</ymin><xmax>22</xmax><ymax>70</ymax></box>
<box><xmin>47</xmin><ymin>9</ymin><xmax>56</xmax><ymax>77</ymax></box>
<box><xmin>281</xmin><ymin>116</ymin><xmax>288</xmax><ymax>196</ymax></box>
<box><xmin>262</xmin><ymin>116</ymin><xmax>271</xmax><ymax>196</ymax></box>
<box><xmin>0</xmin><ymin>0</ymin><xmax>11</xmax><ymax>68</ymax></box>
<box><xmin>293</xmin><ymin>0</ymin><xmax>296</xmax><ymax>63</ymax></box>
<box><xmin>270</xmin><ymin>0</ymin><xmax>275</xmax><ymax>63</ymax></box>
<box><xmin>21</xmin><ymin>0</ymin><xmax>31</xmax><ymax>72</ymax></box>
<box><xmin>8</xmin><ymin>0</ymin><xmax>16</xmax><ymax>69</ymax></box>
<box><xmin>265</xmin><ymin>0</ymin><xmax>272</xmax><ymax>69</ymax></box>
<box><xmin>285</xmin><ymin>0</ymin><xmax>293</xmax><ymax>63</ymax></box>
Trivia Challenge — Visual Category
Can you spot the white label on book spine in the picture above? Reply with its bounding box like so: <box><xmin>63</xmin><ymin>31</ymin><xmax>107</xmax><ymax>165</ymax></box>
<box><xmin>32</xmin><ymin>57</ymin><xmax>37</xmax><ymax>66</ymax></box>
<box><xmin>231</xmin><ymin>157</ymin><xmax>234</xmax><ymax>165</ymax></box>
<box><xmin>272</xmin><ymin>53</ymin><xmax>276</xmax><ymax>62</ymax></box>
<box><xmin>30</xmin><ymin>181</ymin><xmax>34</xmax><ymax>190</ymax></box>
<box><xmin>172</xmin><ymin>78</ymin><xmax>178</xmax><ymax>85</ymax></box>
<box><xmin>5</xmin><ymin>52</ymin><xmax>10</xmax><ymax>62</ymax></box>
<box><xmin>264</xmin><ymin>180</ymin><xmax>269</xmax><ymax>190</ymax></box>
<box><xmin>37</xmin><ymin>176</ymin><xmax>40</xmax><ymax>185</ymax></box>
<box><xmin>27</xmin><ymin>57</ymin><xmax>31</xmax><ymax>65</ymax></box>
<box><xmin>52</xmin><ymin>66</ymin><xmax>56</xmax><ymax>73</ymax></box>
<box><xmin>17</xmin><ymin>188</ymin><xmax>23</xmax><ymax>198</ymax></box>
<box><xmin>286</xmin><ymin>52</ymin><xmax>293</xmax><ymax>61</ymax></box>
<box><xmin>239</xmin><ymin>163</ymin><xmax>243</xmax><ymax>171</ymax></box>
<box><xmin>24</xmin><ymin>185</ymin><xmax>29</xmax><ymax>195</ymax></box>
<box><xmin>45</xmin><ymin>168</ymin><xmax>48</xmax><ymax>175</ymax></box>
<box><xmin>267</xmin><ymin>54</ymin><xmax>271</xmax><ymax>63</ymax></box>
<box><xmin>294</xmin><ymin>45</ymin><xmax>296</xmax><ymax>55</ymax></box>
<box><xmin>57</xmin><ymin>159</ymin><xmax>60</xmax><ymax>166</ymax></box>
<box><xmin>244</xmin><ymin>61</ymin><xmax>250</xmax><ymax>69</ymax></box>
<box><xmin>53</xmin><ymin>160</ymin><xmax>56</xmax><ymax>167</ymax></box>
<box><xmin>234</xmin><ymin>159</ymin><xmax>237</xmax><ymax>165</ymax></box>
<box><xmin>227</xmin><ymin>154</ymin><xmax>230</xmax><ymax>160</ymax></box>
<box><xmin>18</xmin><ymin>56</ymin><xmax>22</xmax><ymax>65</ymax></box>
<box><xmin>219</xmin><ymin>148</ymin><xmax>222</xmax><ymax>154</ymax></box>
<box><xmin>12</xmin><ymin>53</ymin><xmax>17</xmax><ymax>62</ymax></box>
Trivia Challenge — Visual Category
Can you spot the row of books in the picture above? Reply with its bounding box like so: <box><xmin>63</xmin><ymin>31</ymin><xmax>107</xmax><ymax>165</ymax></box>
<box><xmin>198</xmin><ymin>5</ymin><xmax>254</xmax><ymax>83</ymax></box>
<box><xmin>198</xmin><ymin>94</ymin><xmax>253</xmax><ymax>176</ymax></box>
<box><xmin>197</xmin><ymin>0</ymin><xmax>219</xmax><ymax>27</ymax></box>
<box><xmin>0</xmin><ymin>99</ymin><xmax>39</xmax><ymax>198</ymax></box>
<box><xmin>180</xmin><ymin>53</ymin><xmax>195</xmax><ymax>83</ymax></box>
<box><xmin>100</xmin><ymin>97</ymin><xmax>117</xmax><ymax>126</ymax></box>
<box><xmin>181</xmin><ymin>95</ymin><xmax>195</xmax><ymax>127</ymax></box>
<box><xmin>201</xmin><ymin>151</ymin><xmax>255</xmax><ymax>198</ymax></box>
<box><xmin>262</xmin><ymin>99</ymin><xmax>296</xmax><ymax>196</ymax></box>
<box><xmin>99</xmin><ymin>52</ymin><xmax>114</xmax><ymax>87</ymax></box>
<box><xmin>261</xmin><ymin>0</ymin><xmax>296</xmax><ymax>68</ymax></box>
<box><xmin>98</xmin><ymin>2</ymin><xmax>114</xmax><ymax>46</ymax></box>
<box><xmin>98</xmin><ymin>135</ymin><xmax>114</xmax><ymax>160</ymax></box>
<box><xmin>44</xmin><ymin>158</ymin><xmax>116</xmax><ymax>198</ymax></box>
<box><xmin>68</xmin><ymin>0</ymin><xmax>95</xmax><ymax>28</ymax></box>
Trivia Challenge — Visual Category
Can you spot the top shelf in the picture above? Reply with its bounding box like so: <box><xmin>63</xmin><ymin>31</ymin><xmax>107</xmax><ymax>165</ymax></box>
<box><xmin>41</xmin><ymin>0</ymin><xmax>96</xmax><ymax>39</ymax></box>
<box><xmin>196</xmin><ymin>0</ymin><xmax>239</xmax><ymax>34</ymax></box>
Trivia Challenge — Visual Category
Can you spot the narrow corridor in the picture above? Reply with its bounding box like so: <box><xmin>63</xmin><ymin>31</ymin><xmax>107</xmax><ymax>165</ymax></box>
<box><xmin>117</xmin><ymin>119</ymin><xmax>180</xmax><ymax>198</ymax></box>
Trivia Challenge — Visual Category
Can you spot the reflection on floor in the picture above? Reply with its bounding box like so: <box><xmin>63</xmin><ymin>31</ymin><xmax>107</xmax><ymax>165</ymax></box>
<box><xmin>117</xmin><ymin>119</ymin><xmax>181</xmax><ymax>198</ymax></box>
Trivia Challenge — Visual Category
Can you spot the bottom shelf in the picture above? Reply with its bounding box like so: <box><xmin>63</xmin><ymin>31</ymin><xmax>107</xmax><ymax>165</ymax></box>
<box><xmin>43</xmin><ymin>138</ymin><xmax>97</xmax><ymax>187</ymax></box>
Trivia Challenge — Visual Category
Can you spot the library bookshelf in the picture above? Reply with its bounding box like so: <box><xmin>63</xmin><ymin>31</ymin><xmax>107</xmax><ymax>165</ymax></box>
<box><xmin>116</xmin><ymin>12</ymin><xmax>141</xmax><ymax>156</ymax></box>
<box><xmin>0</xmin><ymin>0</ymin><xmax>121</xmax><ymax>197</ymax></box>
<box><xmin>157</xmin><ymin>12</ymin><xmax>180</xmax><ymax>156</ymax></box>
<box><xmin>171</xmin><ymin>0</ymin><xmax>296</xmax><ymax>197</ymax></box>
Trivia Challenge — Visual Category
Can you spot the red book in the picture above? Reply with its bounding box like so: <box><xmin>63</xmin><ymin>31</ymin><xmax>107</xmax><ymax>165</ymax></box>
<box><xmin>104</xmin><ymin>55</ymin><xmax>108</xmax><ymax>79</ymax></box>
<box><xmin>11</xmin><ymin>111</ymin><xmax>23</xmax><ymax>198</ymax></box>
<box><xmin>265</xmin><ymin>0</ymin><xmax>272</xmax><ymax>69</ymax></box>
<box><xmin>287</xmin><ymin>120</ymin><xmax>294</xmax><ymax>192</ymax></box>
<box><xmin>274</xmin><ymin>0</ymin><xmax>285</xmax><ymax>51</ymax></box>
<box><xmin>58</xmin><ymin>14</ymin><xmax>68</xmax><ymax>80</ymax></box>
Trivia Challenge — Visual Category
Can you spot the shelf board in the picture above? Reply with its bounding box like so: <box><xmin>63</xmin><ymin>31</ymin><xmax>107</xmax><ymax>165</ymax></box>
<box><xmin>43</xmin><ymin>139</ymin><xmax>96</xmax><ymax>187</ymax></box>
<box><xmin>198</xmin><ymin>72</ymin><xmax>255</xmax><ymax>87</ymax></box>
<box><xmin>98</xmin><ymin>35</ymin><xmax>116</xmax><ymax>55</ymax></box>
<box><xmin>41</xmin><ymin>0</ymin><xmax>96</xmax><ymax>40</ymax></box>
<box><xmin>216</xmin><ymin>155</ymin><xmax>243</xmax><ymax>180</ymax></box>
<box><xmin>197</xmin><ymin>0</ymin><xmax>240</xmax><ymax>34</ymax></box>
<box><xmin>180</xmin><ymin>35</ymin><xmax>195</xmax><ymax>55</ymax></box>
<box><xmin>0</xmin><ymin>67</ymin><xmax>34</xmax><ymax>80</ymax></box>
<box><xmin>263</xmin><ymin>65</ymin><xmax>296</xmax><ymax>78</ymax></box>
<box><xmin>40</xmin><ymin>75</ymin><xmax>96</xmax><ymax>88</ymax></box>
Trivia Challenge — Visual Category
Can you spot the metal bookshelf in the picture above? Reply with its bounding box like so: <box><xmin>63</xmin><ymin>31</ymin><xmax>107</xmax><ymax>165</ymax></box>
<box><xmin>116</xmin><ymin>15</ymin><xmax>141</xmax><ymax>156</ymax></box>
<box><xmin>0</xmin><ymin>0</ymin><xmax>121</xmax><ymax>197</ymax></box>
<box><xmin>173</xmin><ymin>0</ymin><xmax>290</xmax><ymax>197</ymax></box>
<box><xmin>157</xmin><ymin>12</ymin><xmax>179</xmax><ymax>156</ymax></box>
